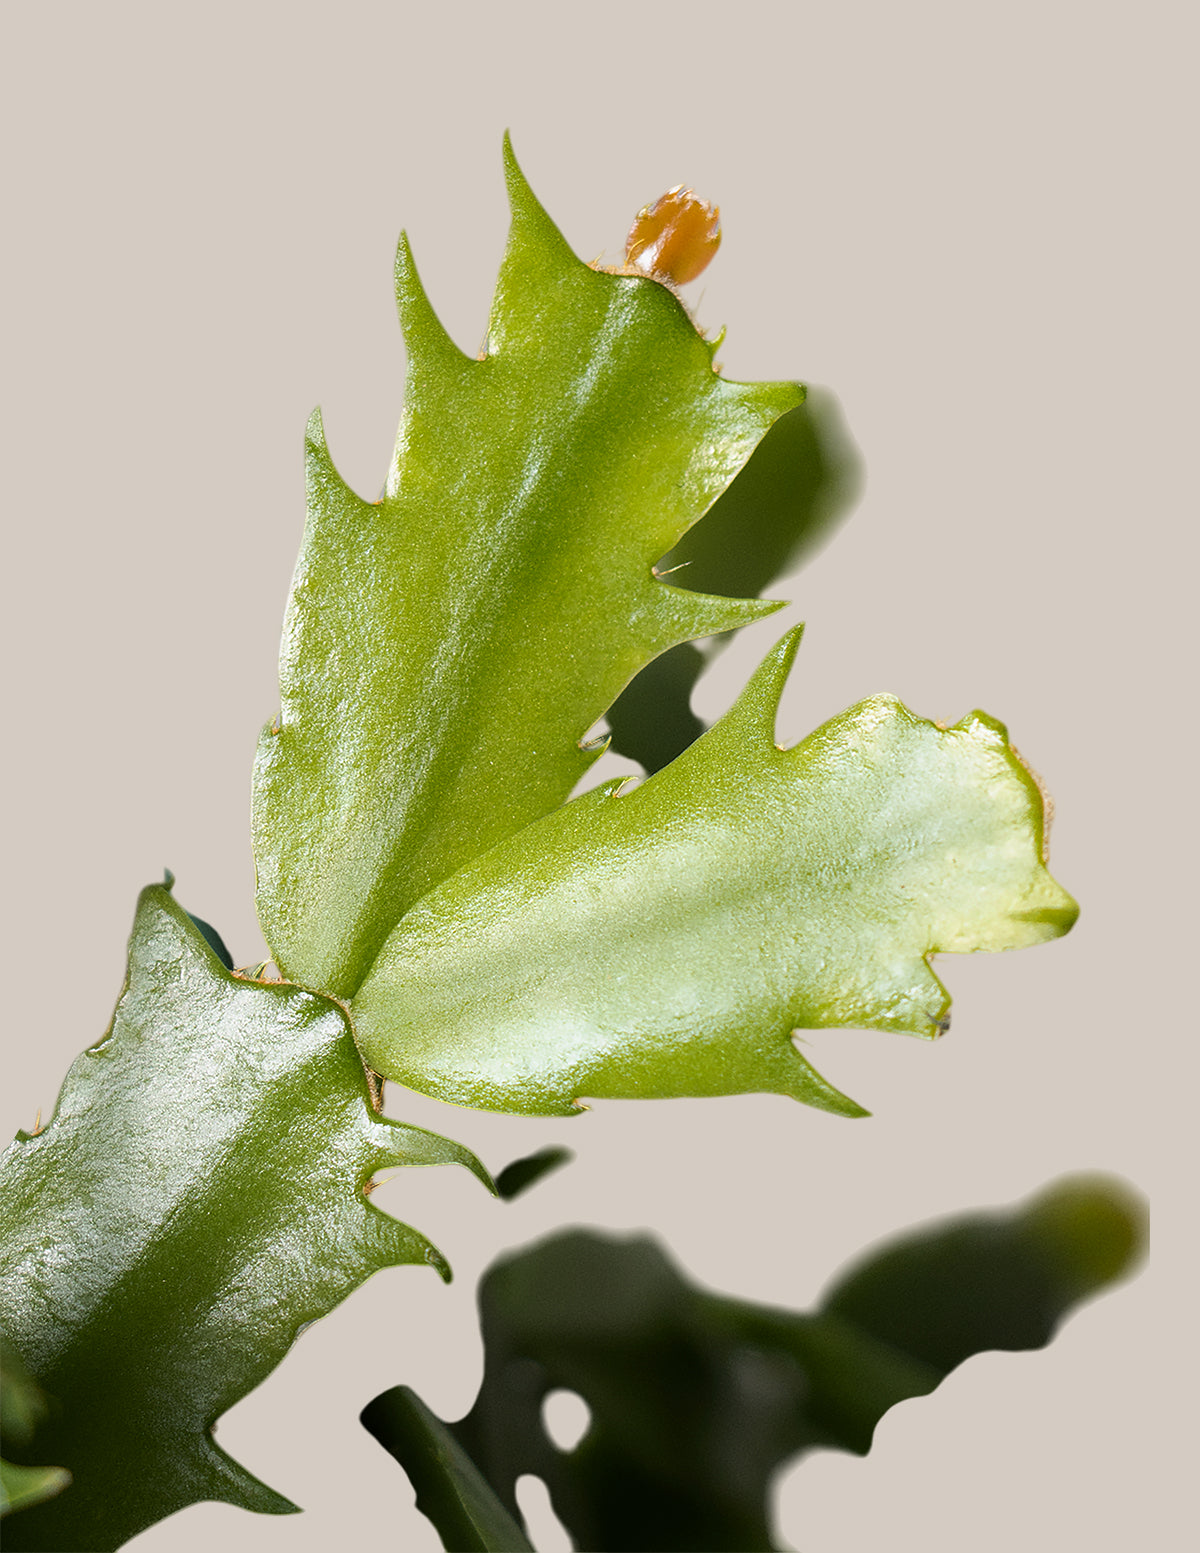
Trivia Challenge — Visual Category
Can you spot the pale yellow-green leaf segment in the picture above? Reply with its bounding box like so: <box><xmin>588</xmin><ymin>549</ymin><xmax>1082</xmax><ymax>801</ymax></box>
<box><xmin>352</xmin><ymin>630</ymin><xmax>1078</xmax><ymax>1117</ymax></box>
<box><xmin>253</xmin><ymin>138</ymin><xmax>800</xmax><ymax>999</ymax></box>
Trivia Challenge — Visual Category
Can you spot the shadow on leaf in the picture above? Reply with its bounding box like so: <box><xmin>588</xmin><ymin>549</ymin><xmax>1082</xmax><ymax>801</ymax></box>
<box><xmin>607</xmin><ymin>388</ymin><xmax>863</xmax><ymax>775</ymax></box>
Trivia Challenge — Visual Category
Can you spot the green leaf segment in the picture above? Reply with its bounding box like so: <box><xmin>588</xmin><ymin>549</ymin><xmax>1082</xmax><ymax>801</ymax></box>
<box><xmin>364</xmin><ymin>1177</ymin><xmax>1146</xmax><ymax>1553</ymax></box>
<box><xmin>252</xmin><ymin>136</ymin><xmax>798</xmax><ymax>1000</ymax></box>
<box><xmin>352</xmin><ymin>629</ymin><xmax>1077</xmax><ymax>1116</ymax></box>
<box><xmin>0</xmin><ymin>884</ymin><xmax>489</xmax><ymax>1552</ymax></box>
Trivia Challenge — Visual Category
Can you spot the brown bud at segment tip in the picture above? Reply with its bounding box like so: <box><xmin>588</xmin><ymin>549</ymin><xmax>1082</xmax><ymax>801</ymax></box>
<box><xmin>625</xmin><ymin>186</ymin><xmax>721</xmax><ymax>286</ymax></box>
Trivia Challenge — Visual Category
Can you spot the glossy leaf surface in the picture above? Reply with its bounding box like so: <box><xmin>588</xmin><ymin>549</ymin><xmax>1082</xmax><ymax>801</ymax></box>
<box><xmin>365</xmin><ymin>1177</ymin><xmax>1144</xmax><ymax>1552</ymax></box>
<box><xmin>0</xmin><ymin>885</ymin><xmax>488</xmax><ymax>1551</ymax></box>
<box><xmin>354</xmin><ymin>629</ymin><xmax>1077</xmax><ymax>1116</ymax></box>
<box><xmin>253</xmin><ymin>138</ymin><xmax>800</xmax><ymax>997</ymax></box>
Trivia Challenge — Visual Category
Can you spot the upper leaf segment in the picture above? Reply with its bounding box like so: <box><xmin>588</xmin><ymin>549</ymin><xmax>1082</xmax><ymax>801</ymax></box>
<box><xmin>253</xmin><ymin>138</ymin><xmax>800</xmax><ymax>997</ymax></box>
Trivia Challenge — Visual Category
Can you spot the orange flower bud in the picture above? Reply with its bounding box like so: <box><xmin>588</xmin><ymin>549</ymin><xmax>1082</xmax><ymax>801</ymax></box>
<box><xmin>625</xmin><ymin>186</ymin><xmax>721</xmax><ymax>286</ymax></box>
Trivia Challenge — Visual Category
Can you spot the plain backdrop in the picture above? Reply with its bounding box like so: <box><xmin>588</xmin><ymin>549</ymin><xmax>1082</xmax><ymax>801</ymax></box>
<box><xmin>2</xmin><ymin>2</ymin><xmax>1192</xmax><ymax>1549</ymax></box>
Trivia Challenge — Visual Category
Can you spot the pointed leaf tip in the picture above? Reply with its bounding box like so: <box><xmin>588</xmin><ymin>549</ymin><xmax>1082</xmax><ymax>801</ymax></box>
<box><xmin>207</xmin><ymin>1447</ymin><xmax>299</xmax><ymax>1518</ymax></box>
<box><xmin>500</xmin><ymin>129</ymin><xmax>527</xmax><ymax>206</ymax></box>
<box><xmin>372</xmin><ymin>1118</ymin><xmax>498</xmax><ymax>1197</ymax></box>
<box><xmin>748</xmin><ymin>623</ymin><xmax>805</xmax><ymax>710</ymax></box>
<box><xmin>783</xmin><ymin>1037</ymin><xmax>869</xmax><ymax>1118</ymax></box>
<box><xmin>705</xmin><ymin>625</ymin><xmax>805</xmax><ymax>750</ymax></box>
<box><xmin>424</xmin><ymin>1239</ymin><xmax>453</xmax><ymax>1284</ymax></box>
<box><xmin>672</xmin><ymin>586</ymin><xmax>786</xmax><ymax>639</ymax></box>
<box><xmin>394</xmin><ymin>231</ymin><xmax>471</xmax><ymax>376</ymax></box>
<box><xmin>304</xmin><ymin>404</ymin><xmax>326</xmax><ymax>449</ymax></box>
<box><xmin>500</xmin><ymin>134</ymin><xmax>576</xmax><ymax>264</ymax></box>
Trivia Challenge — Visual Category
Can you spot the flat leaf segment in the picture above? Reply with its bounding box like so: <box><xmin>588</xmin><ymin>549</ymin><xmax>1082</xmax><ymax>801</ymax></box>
<box><xmin>354</xmin><ymin>630</ymin><xmax>1078</xmax><ymax>1116</ymax></box>
<box><xmin>0</xmin><ymin>886</ymin><xmax>488</xmax><ymax>1552</ymax></box>
<box><xmin>253</xmin><ymin>139</ymin><xmax>799</xmax><ymax>997</ymax></box>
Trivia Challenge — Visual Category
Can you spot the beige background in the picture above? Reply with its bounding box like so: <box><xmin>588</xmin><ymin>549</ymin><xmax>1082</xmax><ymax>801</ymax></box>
<box><xmin>2</xmin><ymin>2</ymin><xmax>1191</xmax><ymax>1548</ymax></box>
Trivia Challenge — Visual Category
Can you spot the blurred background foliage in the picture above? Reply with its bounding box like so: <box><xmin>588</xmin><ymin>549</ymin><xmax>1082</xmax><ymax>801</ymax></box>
<box><xmin>364</xmin><ymin>1174</ymin><xmax>1145</xmax><ymax>1552</ymax></box>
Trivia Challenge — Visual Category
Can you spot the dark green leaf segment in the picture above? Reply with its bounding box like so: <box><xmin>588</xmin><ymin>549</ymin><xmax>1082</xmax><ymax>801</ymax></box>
<box><xmin>0</xmin><ymin>885</ymin><xmax>489</xmax><ymax>1552</ymax></box>
<box><xmin>365</xmin><ymin>1177</ymin><xmax>1145</xmax><ymax>1553</ymax></box>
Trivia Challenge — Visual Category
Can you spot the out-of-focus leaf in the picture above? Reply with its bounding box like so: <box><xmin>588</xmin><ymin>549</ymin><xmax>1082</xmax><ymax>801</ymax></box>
<box><xmin>0</xmin><ymin>884</ymin><xmax>489</xmax><ymax>1552</ymax></box>
<box><xmin>361</xmin><ymin>1387</ymin><xmax>534</xmax><ymax>1553</ymax></box>
<box><xmin>353</xmin><ymin>629</ymin><xmax>1076</xmax><ymax>1117</ymax></box>
<box><xmin>815</xmin><ymin>1174</ymin><xmax>1146</xmax><ymax>1387</ymax></box>
<box><xmin>253</xmin><ymin>136</ymin><xmax>801</xmax><ymax>999</ymax></box>
<box><xmin>0</xmin><ymin>1335</ymin><xmax>70</xmax><ymax>1518</ymax></box>
<box><xmin>0</xmin><ymin>1461</ymin><xmax>72</xmax><ymax>1520</ymax></box>
<box><xmin>608</xmin><ymin>388</ymin><xmax>863</xmax><ymax>774</ymax></box>
<box><xmin>1</xmin><ymin>1332</ymin><xmax>48</xmax><ymax>1446</ymax></box>
<box><xmin>494</xmin><ymin>1147</ymin><xmax>574</xmax><ymax>1202</ymax></box>
<box><xmin>366</xmin><ymin>1176</ymin><xmax>1144</xmax><ymax>1552</ymax></box>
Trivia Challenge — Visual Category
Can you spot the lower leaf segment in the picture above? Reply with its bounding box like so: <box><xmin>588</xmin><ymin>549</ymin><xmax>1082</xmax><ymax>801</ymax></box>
<box><xmin>0</xmin><ymin>884</ymin><xmax>490</xmax><ymax>1551</ymax></box>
